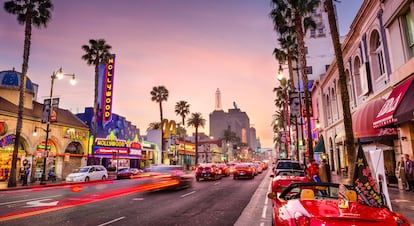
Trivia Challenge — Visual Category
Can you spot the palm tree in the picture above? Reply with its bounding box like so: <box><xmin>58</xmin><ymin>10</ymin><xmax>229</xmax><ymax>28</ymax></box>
<box><xmin>81</xmin><ymin>39</ymin><xmax>112</xmax><ymax>164</ymax></box>
<box><xmin>4</xmin><ymin>0</ymin><xmax>54</xmax><ymax>188</ymax></box>
<box><xmin>220</xmin><ymin>126</ymin><xmax>240</xmax><ymax>161</ymax></box>
<box><xmin>270</xmin><ymin>0</ymin><xmax>319</xmax><ymax>162</ymax></box>
<box><xmin>150</xmin><ymin>86</ymin><xmax>169</xmax><ymax>123</ymax></box>
<box><xmin>150</xmin><ymin>85</ymin><xmax>169</xmax><ymax>163</ymax></box>
<box><xmin>175</xmin><ymin>101</ymin><xmax>190</xmax><ymax>126</ymax></box>
<box><xmin>187</xmin><ymin>112</ymin><xmax>206</xmax><ymax>166</ymax></box>
<box><xmin>147</xmin><ymin>122</ymin><xmax>162</xmax><ymax>131</ymax></box>
<box><xmin>324</xmin><ymin>0</ymin><xmax>355</xmax><ymax>178</ymax></box>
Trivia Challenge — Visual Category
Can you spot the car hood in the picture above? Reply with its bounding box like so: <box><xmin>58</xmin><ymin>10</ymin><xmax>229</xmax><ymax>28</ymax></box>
<box><xmin>294</xmin><ymin>200</ymin><xmax>398</xmax><ymax>223</ymax></box>
<box><xmin>66</xmin><ymin>173</ymin><xmax>86</xmax><ymax>177</ymax></box>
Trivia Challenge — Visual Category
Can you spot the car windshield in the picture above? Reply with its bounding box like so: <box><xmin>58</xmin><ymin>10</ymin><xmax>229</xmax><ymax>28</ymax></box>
<box><xmin>276</xmin><ymin>162</ymin><xmax>301</xmax><ymax>170</ymax></box>
<box><xmin>73</xmin><ymin>167</ymin><xmax>89</xmax><ymax>173</ymax></box>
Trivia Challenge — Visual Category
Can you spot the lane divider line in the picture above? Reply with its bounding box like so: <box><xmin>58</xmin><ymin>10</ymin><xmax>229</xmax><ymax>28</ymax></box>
<box><xmin>97</xmin><ymin>216</ymin><xmax>125</xmax><ymax>226</ymax></box>
<box><xmin>180</xmin><ymin>191</ymin><xmax>196</xmax><ymax>198</ymax></box>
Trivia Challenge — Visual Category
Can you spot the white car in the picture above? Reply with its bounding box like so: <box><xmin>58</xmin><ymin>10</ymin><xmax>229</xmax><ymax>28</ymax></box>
<box><xmin>65</xmin><ymin>165</ymin><xmax>108</xmax><ymax>182</ymax></box>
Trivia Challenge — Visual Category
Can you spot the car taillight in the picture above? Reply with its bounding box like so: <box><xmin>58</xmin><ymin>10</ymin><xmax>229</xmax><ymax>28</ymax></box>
<box><xmin>247</xmin><ymin>168</ymin><xmax>252</xmax><ymax>172</ymax></box>
<box><xmin>210</xmin><ymin>167</ymin><xmax>214</xmax><ymax>173</ymax></box>
<box><xmin>294</xmin><ymin>212</ymin><xmax>310</xmax><ymax>226</ymax></box>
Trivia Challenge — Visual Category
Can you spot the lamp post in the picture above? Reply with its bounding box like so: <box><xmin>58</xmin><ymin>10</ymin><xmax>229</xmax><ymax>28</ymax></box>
<box><xmin>40</xmin><ymin>68</ymin><xmax>76</xmax><ymax>185</ymax></box>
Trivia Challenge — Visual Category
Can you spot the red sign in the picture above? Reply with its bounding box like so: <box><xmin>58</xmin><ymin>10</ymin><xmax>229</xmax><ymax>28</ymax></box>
<box><xmin>373</xmin><ymin>77</ymin><xmax>413</xmax><ymax>128</ymax></box>
<box><xmin>102</xmin><ymin>54</ymin><xmax>116</xmax><ymax>123</ymax></box>
<box><xmin>96</xmin><ymin>148</ymin><xmax>128</xmax><ymax>155</ymax></box>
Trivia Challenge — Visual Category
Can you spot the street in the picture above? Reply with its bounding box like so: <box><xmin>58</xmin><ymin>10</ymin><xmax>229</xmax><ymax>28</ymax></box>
<box><xmin>0</xmin><ymin>172</ymin><xmax>268</xmax><ymax>226</ymax></box>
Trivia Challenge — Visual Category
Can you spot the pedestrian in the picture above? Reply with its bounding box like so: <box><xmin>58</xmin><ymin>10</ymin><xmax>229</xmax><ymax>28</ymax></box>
<box><xmin>307</xmin><ymin>159</ymin><xmax>319</xmax><ymax>182</ymax></box>
<box><xmin>404</xmin><ymin>154</ymin><xmax>414</xmax><ymax>191</ymax></box>
<box><xmin>318</xmin><ymin>159</ymin><xmax>331</xmax><ymax>183</ymax></box>
<box><xmin>396</xmin><ymin>161</ymin><xmax>408</xmax><ymax>190</ymax></box>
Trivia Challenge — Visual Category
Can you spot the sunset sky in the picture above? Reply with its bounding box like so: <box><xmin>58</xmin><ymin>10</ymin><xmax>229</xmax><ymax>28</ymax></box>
<box><xmin>0</xmin><ymin>0</ymin><xmax>363</xmax><ymax>149</ymax></box>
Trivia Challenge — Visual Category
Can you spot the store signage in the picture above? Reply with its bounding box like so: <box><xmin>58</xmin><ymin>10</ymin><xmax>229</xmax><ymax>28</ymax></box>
<box><xmin>129</xmin><ymin>148</ymin><xmax>142</xmax><ymax>156</ymax></box>
<box><xmin>62</xmin><ymin>127</ymin><xmax>88</xmax><ymax>141</ymax></box>
<box><xmin>102</xmin><ymin>54</ymin><xmax>116</xmax><ymax>124</ymax></box>
<box><xmin>96</xmin><ymin>148</ymin><xmax>128</xmax><ymax>155</ymax></box>
<box><xmin>95</xmin><ymin>139</ymin><xmax>126</xmax><ymax>148</ymax></box>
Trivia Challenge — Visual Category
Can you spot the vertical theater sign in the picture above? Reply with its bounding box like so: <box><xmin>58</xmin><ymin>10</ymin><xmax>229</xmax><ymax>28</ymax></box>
<box><xmin>102</xmin><ymin>54</ymin><xmax>116</xmax><ymax>125</ymax></box>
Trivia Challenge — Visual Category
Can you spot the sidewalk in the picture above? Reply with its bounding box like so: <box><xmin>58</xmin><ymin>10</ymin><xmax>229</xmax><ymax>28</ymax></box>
<box><xmin>331</xmin><ymin>173</ymin><xmax>414</xmax><ymax>223</ymax></box>
<box><xmin>0</xmin><ymin>173</ymin><xmax>118</xmax><ymax>191</ymax></box>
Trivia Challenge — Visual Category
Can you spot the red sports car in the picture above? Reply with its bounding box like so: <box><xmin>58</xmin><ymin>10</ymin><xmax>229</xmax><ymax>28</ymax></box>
<box><xmin>270</xmin><ymin>170</ymin><xmax>309</xmax><ymax>193</ymax></box>
<box><xmin>267</xmin><ymin>182</ymin><xmax>412</xmax><ymax>226</ymax></box>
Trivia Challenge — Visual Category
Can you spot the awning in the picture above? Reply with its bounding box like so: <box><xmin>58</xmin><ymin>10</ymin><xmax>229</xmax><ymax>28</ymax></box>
<box><xmin>313</xmin><ymin>135</ymin><xmax>325</xmax><ymax>153</ymax></box>
<box><xmin>394</xmin><ymin>78</ymin><xmax>414</xmax><ymax>125</ymax></box>
<box><xmin>373</xmin><ymin>76</ymin><xmax>414</xmax><ymax>128</ymax></box>
<box><xmin>352</xmin><ymin>98</ymin><xmax>397</xmax><ymax>141</ymax></box>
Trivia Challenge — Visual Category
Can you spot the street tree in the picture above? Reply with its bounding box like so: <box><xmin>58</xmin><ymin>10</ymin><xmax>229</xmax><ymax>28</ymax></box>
<box><xmin>187</xmin><ymin>112</ymin><xmax>206</xmax><ymax>166</ymax></box>
<box><xmin>81</xmin><ymin>39</ymin><xmax>112</xmax><ymax>164</ymax></box>
<box><xmin>4</xmin><ymin>0</ymin><xmax>54</xmax><ymax>188</ymax></box>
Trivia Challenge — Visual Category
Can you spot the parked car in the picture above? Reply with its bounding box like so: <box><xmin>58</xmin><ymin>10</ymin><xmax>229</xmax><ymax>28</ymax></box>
<box><xmin>270</xmin><ymin>170</ymin><xmax>308</xmax><ymax>193</ymax></box>
<box><xmin>267</xmin><ymin>182</ymin><xmax>411</xmax><ymax>226</ymax></box>
<box><xmin>116</xmin><ymin>168</ymin><xmax>143</xmax><ymax>179</ymax></box>
<box><xmin>233</xmin><ymin>163</ymin><xmax>256</xmax><ymax>179</ymax></box>
<box><xmin>195</xmin><ymin>163</ymin><xmax>222</xmax><ymax>181</ymax></box>
<box><xmin>273</xmin><ymin>159</ymin><xmax>303</xmax><ymax>176</ymax></box>
<box><xmin>217</xmin><ymin>163</ymin><xmax>231</xmax><ymax>177</ymax></box>
<box><xmin>65</xmin><ymin>165</ymin><xmax>108</xmax><ymax>182</ymax></box>
<box><xmin>145</xmin><ymin>165</ymin><xmax>193</xmax><ymax>190</ymax></box>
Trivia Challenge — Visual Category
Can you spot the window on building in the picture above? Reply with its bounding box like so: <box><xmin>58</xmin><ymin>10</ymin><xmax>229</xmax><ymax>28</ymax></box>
<box><xmin>370</xmin><ymin>30</ymin><xmax>385</xmax><ymax>80</ymax></box>
<box><xmin>325</xmin><ymin>65</ymin><xmax>330</xmax><ymax>71</ymax></box>
<box><xmin>306</xmin><ymin>66</ymin><xmax>313</xmax><ymax>74</ymax></box>
<box><xmin>310</xmin><ymin>29</ymin><xmax>316</xmax><ymax>38</ymax></box>
<box><xmin>404</xmin><ymin>11</ymin><xmax>414</xmax><ymax>57</ymax></box>
<box><xmin>305</xmin><ymin>46</ymin><xmax>308</xmax><ymax>55</ymax></box>
<box><xmin>318</xmin><ymin>27</ymin><xmax>324</xmax><ymax>35</ymax></box>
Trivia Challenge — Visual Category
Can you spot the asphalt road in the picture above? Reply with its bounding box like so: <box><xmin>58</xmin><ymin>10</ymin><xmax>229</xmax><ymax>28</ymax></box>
<box><xmin>0</xmin><ymin>171</ymin><xmax>268</xmax><ymax>226</ymax></box>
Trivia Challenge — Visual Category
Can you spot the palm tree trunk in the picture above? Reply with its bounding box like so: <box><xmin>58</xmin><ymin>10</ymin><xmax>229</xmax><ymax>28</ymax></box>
<box><xmin>325</xmin><ymin>0</ymin><xmax>356</xmax><ymax>179</ymax></box>
<box><xmin>8</xmin><ymin>13</ymin><xmax>32</xmax><ymax>188</ymax></box>
<box><xmin>195</xmin><ymin>126</ymin><xmax>198</xmax><ymax>166</ymax></box>
<box><xmin>92</xmin><ymin>58</ymin><xmax>99</xmax><ymax>164</ymax></box>
<box><xmin>294</xmin><ymin>11</ymin><xmax>313</xmax><ymax>163</ymax></box>
<box><xmin>159</xmin><ymin>102</ymin><xmax>164</xmax><ymax>164</ymax></box>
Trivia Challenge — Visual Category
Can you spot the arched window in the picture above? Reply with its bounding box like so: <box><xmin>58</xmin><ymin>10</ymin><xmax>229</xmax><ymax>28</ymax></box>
<box><xmin>370</xmin><ymin>30</ymin><xmax>385</xmax><ymax>80</ymax></box>
<box><xmin>331</xmin><ymin>87</ymin><xmax>337</xmax><ymax>119</ymax></box>
<box><xmin>326</xmin><ymin>94</ymin><xmax>331</xmax><ymax>124</ymax></box>
<box><xmin>345</xmin><ymin>69</ymin><xmax>355</xmax><ymax>108</ymax></box>
<box><xmin>353</xmin><ymin>56</ymin><xmax>362</xmax><ymax>97</ymax></box>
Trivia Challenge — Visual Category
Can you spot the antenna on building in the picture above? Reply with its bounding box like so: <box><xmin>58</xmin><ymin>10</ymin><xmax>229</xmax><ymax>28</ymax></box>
<box><xmin>215</xmin><ymin>88</ymin><xmax>222</xmax><ymax>110</ymax></box>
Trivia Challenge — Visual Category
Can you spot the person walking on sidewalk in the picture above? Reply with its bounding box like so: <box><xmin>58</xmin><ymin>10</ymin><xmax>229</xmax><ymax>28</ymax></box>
<box><xmin>404</xmin><ymin>154</ymin><xmax>414</xmax><ymax>191</ymax></box>
<box><xmin>307</xmin><ymin>159</ymin><xmax>319</xmax><ymax>182</ymax></box>
<box><xmin>319</xmin><ymin>159</ymin><xmax>331</xmax><ymax>183</ymax></box>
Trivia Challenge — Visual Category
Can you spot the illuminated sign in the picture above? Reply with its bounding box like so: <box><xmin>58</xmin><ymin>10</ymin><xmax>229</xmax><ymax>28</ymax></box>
<box><xmin>96</xmin><ymin>148</ymin><xmax>128</xmax><ymax>155</ymax></box>
<box><xmin>95</xmin><ymin>139</ymin><xmax>126</xmax><ymax>148</ymax></box>
<box><xmin>102</xmin><ymin>54</ymin><xmax>116</xmax><ymax>124</ymax></box>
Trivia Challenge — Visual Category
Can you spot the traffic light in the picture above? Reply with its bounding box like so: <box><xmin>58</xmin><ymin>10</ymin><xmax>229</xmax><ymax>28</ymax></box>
<box><xmin>257</xmin><ymin>147</ymin><xmax>261</xmax><ymax>153</ymax></box>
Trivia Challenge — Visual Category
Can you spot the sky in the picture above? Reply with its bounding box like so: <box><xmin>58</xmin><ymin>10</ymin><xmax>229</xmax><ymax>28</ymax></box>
<box><xmin>0</xmin><ymin>0</ymin><xmax>363</xmax><ymax>149</ymax></box>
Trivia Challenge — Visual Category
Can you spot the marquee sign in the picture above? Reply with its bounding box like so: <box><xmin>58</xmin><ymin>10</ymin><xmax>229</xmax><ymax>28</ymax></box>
<box><xmin>102</xmin><ymin>54</ymin><xmax>116</xmax><ymax>124</ymax></box>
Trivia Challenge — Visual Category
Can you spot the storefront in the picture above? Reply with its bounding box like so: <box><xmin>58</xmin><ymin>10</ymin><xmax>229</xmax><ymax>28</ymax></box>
<box><xmin>0</xmin><ymin>134</ymin><xmax>27</xmax><ymax>181</ymax></box>
<box><xmin>93</xmin><ymin>134</ymin><xmax>144</xmax><ymax>170</ymax></box>
<box><xmin>177</xmin><ymin>141</ymin><xmax>195</xmax><ymax>169</ymax></box>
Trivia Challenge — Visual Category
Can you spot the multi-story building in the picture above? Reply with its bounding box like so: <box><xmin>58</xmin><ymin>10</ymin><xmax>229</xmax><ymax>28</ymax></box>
<box><xmin>0</xmin><ymin>69</ymin><xmax>90</xmax><ymax>183</ymax></box>
<box><xmin>313</xmin><ymin>0</ymin><xmax>414</xmax><ymax>186</ymax></box>
<box><xmin>209</xmin><ymin>89</ymin><xmax>252</xmax><ymax>148</ymax></box>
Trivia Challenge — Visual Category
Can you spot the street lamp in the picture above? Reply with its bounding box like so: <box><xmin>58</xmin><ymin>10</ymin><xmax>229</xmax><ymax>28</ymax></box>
<box><xmin>40</xmin><ymin>68</ymin><xmax>76</xmax><ymax>185</ymax></box>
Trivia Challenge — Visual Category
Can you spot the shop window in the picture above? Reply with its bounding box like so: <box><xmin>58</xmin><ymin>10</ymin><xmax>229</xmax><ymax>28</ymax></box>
<box><xmin>403</xmin><ymin>11</ymin><xmax>414</xmax><ymax>58</ymax></box>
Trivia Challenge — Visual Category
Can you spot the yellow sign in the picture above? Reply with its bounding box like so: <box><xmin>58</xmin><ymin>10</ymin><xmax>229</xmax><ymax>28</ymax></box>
<box><xmin>162</xmin><ymin>119</ymin><xmax>177</xmax><ymax>139</ymax></box>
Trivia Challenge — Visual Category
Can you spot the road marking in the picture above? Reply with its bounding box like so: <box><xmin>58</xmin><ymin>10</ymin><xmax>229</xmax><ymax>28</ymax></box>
<box><xmin>25</xmin><ymin>199</ymin><xmax>59</xmax><ymax>207</ymax></box>
<box><xmin>214</xmin><ymin>182</ymin><xmax>221</xmax><ymax>185</ymax></box>
<box><xmin>259</xmin><ymin>223</ymin><xmax>264</xmax><ymax>226</ymax></box>
<box><xmin>97</xmin><ymin>216</ymin><xmax>125</xmax><ymax>226</ymax></box>
<box><xmin>0</xmin><ymin>195</ymin><xmax>62</xmax><ymax>206</ymax></box>
<box><xmin>132</xmin><ymin>198</ymin><xmax>144</xmax><ymax>201</ymax></box>
<box><xmin>261</xmin><ymin>205</ymin><xmax>267</xmax><ymax>219</ymax></box>
<box><xmin>180</xmin><ymin>191</ymin><xmax>196</xmax><ymax>198</ymax></box>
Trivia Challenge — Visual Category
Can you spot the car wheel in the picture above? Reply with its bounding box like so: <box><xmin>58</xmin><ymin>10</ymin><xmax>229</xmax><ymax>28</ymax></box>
<box><xmin>85</xmin><ymin>176</ymin><xmax>90</xmax><ymax>182</ymax></box>
<box><xmin>196</xmin><ymin>177</ymin><xmax>200</xmax><ymax>181</ymax></box>
<box><xmin>102</xmin><ymin>175</ymin><xmax>106</xmax><ymax>180</ymax></box>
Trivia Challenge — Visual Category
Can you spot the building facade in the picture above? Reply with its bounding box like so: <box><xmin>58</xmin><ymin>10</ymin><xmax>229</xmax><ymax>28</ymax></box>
<box><xmin>0</xmin><ymin>69</ymin><xmax>90</xmax><ymax>183</ymax></box>
<box><xmin>313</xmin><ymin>0</ymin><xmax>414</xmax><ymax>185</ymax></box>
